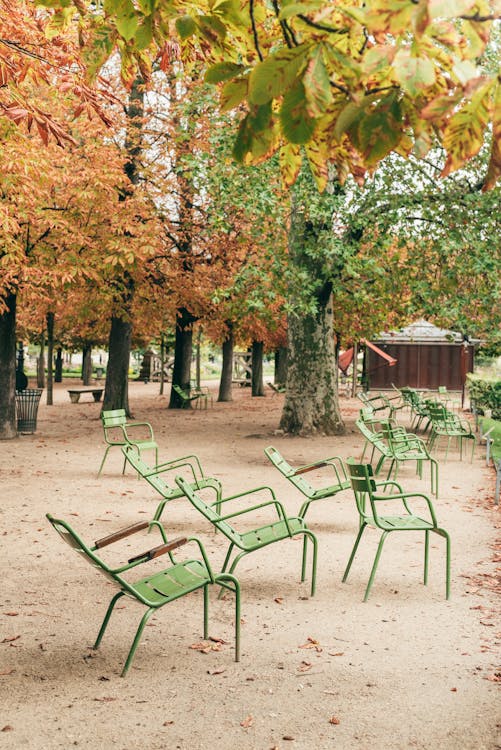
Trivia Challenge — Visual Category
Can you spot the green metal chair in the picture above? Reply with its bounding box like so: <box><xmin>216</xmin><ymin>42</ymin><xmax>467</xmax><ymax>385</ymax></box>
<box><xmin>264</xmin><ymin>445</ymin><xmax>350</xmax><ymax>519</ymax></box>
<box><xmin>121</xmin><ymin>445</ymin><xmax>222</xmax><ymax>522</ymax></box>
<box><xmin>426</xmin><ymin>403</ymin><xmax>476</xmax><ymax>462</ymax></box>
<box><xmin>342</xmin><ymin>460</ymin><xmax>450</xmax><ymax>601</ymax></box>
<box><xmin>98</xmin><ymin>408</ymin><xmax>158</xmax><ymax>477</ymax></box>
<box><xmin>46</xmin><ymin>514</ymin><xmax>240</xmax><ymax>676</ymax></box>
<box><xmin>172</xmin><ymin>384</ymin><xmax>208</xmax><ymax>409</ymax></box>
<box><xmin>379</xmin><ymin>422</ymin><xmax>439</xmax><ymax>497</ymax></box>
<box><xmin>175</xmin><ymin>475</ymin><xmax>318</xmax><ymax>596</ymax></box>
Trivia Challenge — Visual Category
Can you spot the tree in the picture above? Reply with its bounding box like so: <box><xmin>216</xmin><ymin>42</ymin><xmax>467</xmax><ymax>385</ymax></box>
<box><xmin>36</xmin><ymin>0</ymin><xmax>501</xmax><ymax>188</ymax></box>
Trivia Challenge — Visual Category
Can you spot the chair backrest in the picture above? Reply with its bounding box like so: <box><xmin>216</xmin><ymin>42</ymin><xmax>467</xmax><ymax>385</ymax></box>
<box><xmin>264</xmin><ymin>446</ymin><xmax>319</xmax><ymax>498</ymax></box>
<box><xmin>175</xmin><ymin>476</ymin><xmax>240</xmax><ymax>542</ymax></box>
<box><xmin>46</xmin><ymin>514</ymin><xmax>119</xmax><ymax>587</ymax></box>
<box><xmin>346</xmin><ymin>459</ymin><xmax>377</xmax><ymax>518</ymax></box>
<box><xmin>122</xmin><ymin>446</ymin><xmax>183</xmax><ymax>500</ymax></box>
<box><xmin>101</xmin><ymin>409</ymin><xmax>127</xmax><ymax>428</ymax></box>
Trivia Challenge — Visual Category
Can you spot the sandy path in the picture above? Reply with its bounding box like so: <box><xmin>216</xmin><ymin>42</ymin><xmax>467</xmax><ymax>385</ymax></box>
<box><xmin>1</xmin><ymin>381</ymin><xmax>499</xmax><ymax>749</ymax></box>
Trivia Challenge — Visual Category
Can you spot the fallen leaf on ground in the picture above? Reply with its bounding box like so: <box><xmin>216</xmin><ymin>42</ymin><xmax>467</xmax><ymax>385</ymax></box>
<box><xmin>299</xmin><ymin>637</ymin><xmax>322</xmax><ymax>652</ymax></box>
<box><xmin>163</xmin><ymin>720</ymin><xmax>174</xmax><ymax>726</ymax></box>
<box><xmin>328</xmin><ymin>652</ymin><xmax>344</xmax><ymax>657</ymax></box>
<box><xmin>5</xmin><ymin>613</ymin><xmax>18</xmax><ymax>617</ymax></box>
<box><xmin>1</xmin><ymin>726</ymin><xmax>13</xmax><ymax>732</ymax></box>
<box><xmin>329</xmin><ymin>716</ymin><xmax>341</xmax><ymax>725</ymax></box>
<box><xmin>0</xmin><ymin>669</ymin><xmax>15</xmax><ymax>675</ymax></box>
<box><xmin>240</xmin><ymin>715</ymin><xmax>254</xmax><ymax>728</ymax></box>
<box><xmin>1</xmin><ymin>636</ymin><xmax>20</xmax><ymax>643</ymax></box>
<box><xmin>298</xmin><ymin>661</ymin><xmax>312</xmax><ymax>672</ymax></box>
<box><xmin>93</xmin><ymin>697</ymin><xmax>117</xmax><ymax>702</ymax></box>
<box><xmin>208</xmin><ymin>668</ymin><xmax>226</xmax><ymax>675</ymax></box>
<box><xmin>274</xmin><ymin>597</ymin><xmax>283</xmax><ymax>604</ymax></box>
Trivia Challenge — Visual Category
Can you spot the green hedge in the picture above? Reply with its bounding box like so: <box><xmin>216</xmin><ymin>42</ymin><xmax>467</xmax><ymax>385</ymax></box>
<box><xmin>466</xmin><ymin>374</ymin><xmax>501</xmax><ymax>419</ymax></box>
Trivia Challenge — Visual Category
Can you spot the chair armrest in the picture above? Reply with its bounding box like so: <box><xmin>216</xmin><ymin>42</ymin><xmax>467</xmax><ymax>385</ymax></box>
<box><xmin>219</xmin><ymin>499</ymin><xmax>294</xmax><ymax>534</ymax></box>
<box><xmin>124</xmin><ymin>421</ymin><xmax>155</xmax><ymax>441</ymax></box>
<box><xmin>373</xmin><ymin>491</ymin><xmax>438</xmax><ymax>524</ymax></box>
<box><xmin>216</xmin><ymin>485</ymin><xmax>277</xmax><ymax>505</ymax></box>
<box><xmin>127</xmin><ymin>536</ymin><xmax>188</xmax><ymax>564</ymax></box>
<box><xmin>149</xmin><ymin>455</ymin><xmax>205</xmax><ymax>481</ymax></box>
<box><xmin>94</xmin><ymin>521</ymin><xmax>150</xmax><ymax>549</ymax></box>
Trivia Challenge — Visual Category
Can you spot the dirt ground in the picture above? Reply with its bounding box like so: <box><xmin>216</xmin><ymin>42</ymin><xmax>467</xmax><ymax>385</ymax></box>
<box><xmin>1</xmin><ymin>380</ymin><xmax>500</xmax><ymax>750</ymax></box>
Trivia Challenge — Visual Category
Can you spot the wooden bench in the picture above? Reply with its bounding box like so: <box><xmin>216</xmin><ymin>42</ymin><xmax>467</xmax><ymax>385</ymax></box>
<box><xmin>68</xmin><ymin>388</ymin><xmax>103</xmax><ymax>403</ymax></box>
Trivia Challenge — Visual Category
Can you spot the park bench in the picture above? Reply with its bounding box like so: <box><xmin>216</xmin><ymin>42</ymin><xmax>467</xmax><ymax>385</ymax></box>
<box><xmin>172</xmin><ymin>384</ymin><xmax>210</xmax><ymax>409</ymax></box>
<box><xmin>67</xmin><ymin>387</ymin><xmax>103</xmax><ymax>403</ymax></box>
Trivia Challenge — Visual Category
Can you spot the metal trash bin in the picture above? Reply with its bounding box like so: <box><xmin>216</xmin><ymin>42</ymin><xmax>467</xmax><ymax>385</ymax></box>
<box><xmin>15</xmin><ymin>388</ymin><xmax>43</xmax><ymax>433</ymax></box>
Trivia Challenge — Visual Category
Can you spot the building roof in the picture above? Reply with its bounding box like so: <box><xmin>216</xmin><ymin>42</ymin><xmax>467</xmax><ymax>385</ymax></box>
<box><xmin>374</xmin><ymin>319</ymin><xmax>468</xmax><ymax>344</ymax></box>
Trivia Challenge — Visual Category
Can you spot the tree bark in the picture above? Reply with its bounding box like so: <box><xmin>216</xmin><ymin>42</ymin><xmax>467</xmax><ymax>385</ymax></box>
<box><xmin>218</xmin><ymin>323</ymin><xmax>234</xmax><ymax>402</ymax></box>
<box><xmin>279</xmin><ymin>172</ymin><xmax>344</xmax><ymax>436</ymax></box>
<box><xmin>82</xmin><ymin>344</ymin><xmax>92</xmax><ymax>385</ymax></box>
<box><xmin>169</xmin><ymin>307</ymin><xmax>195</xmax><ymax>408</ymax></box>
<box><xmin>103</xmin><ymin>316</ymin><xmax>131</xmax><ymax>415</ymax></box>
<box><xmin>251</xmin><ymin>340</ymin><xmax>265</xmax><ymax>396</ymax></box>
<box><xmin>55</xmin><ymin>347</ymin><xmax>63</xmax><ymax>383</ymax></box>
<box><xmin>0</xmin><ymin>293</ymin><xmax>18</xmax><ymax>439</ymax></box>
<box><xmin>46</xmin><ymin>311</ymin><xmax>54</xmax><ymax>406</ymax></box>
<box><xmin>274</xmin><ymin>346</ymin><xmax>288</xmax><ymax>386</ymax></box>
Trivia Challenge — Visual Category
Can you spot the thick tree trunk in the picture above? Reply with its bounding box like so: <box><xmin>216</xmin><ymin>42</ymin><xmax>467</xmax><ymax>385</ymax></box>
<box><xmin>280</xmin><ymin>292</ymin><xmax>344</xmax><ymax>435</ymax></box>
<box><xmin>279</xmin><ymin>172</ymin><xmax>344</xmax><ymax>435</ymax></box>
<box><xmin>0</xmin><ymin>293</ymin><xmax>18</xmax><ymax>439</ymax></box>
<box><xmin>169</xmin><ymin>307</ymin><xmax>195</xmax><ymax>408</ymax></box>
<box><xmin>46</xmin><ymin>311</ymin><xmax>54</xmax><ymax>406</ymax></box>
<box><xmin>103</xmin><ymin>317</ymin><xmax>131</xmax><ymax>415</ymax></box>
<box><xmin>251</xmin><ymin>340</ymin><xmax>265</xmax><ymax>397</ymax></box>
<box><xmin>274</xmin><ymin>346</ymin><xmax>288</xmax><ymax>386</ymax></box>
<box><xmin>218</xmin><ymin>324</ymin><xmax>234</xmax><ymax>402</ymax></box>
<box><xmin>82</xmin><ymin>344</ymin><xmax>92</xmax><ymax>385</ymax></box>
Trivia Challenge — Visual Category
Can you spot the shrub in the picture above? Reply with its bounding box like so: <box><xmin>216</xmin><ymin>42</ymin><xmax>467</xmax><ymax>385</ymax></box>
<box><xmin>466</xmin><ymin>373</ymin><xmax>501</xmax><ymax>419</ymax></box>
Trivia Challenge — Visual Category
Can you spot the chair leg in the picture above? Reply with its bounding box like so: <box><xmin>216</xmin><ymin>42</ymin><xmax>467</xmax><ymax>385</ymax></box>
<box><xmin>97</xmin><ymin>446</ymin><xmax>112</xmax><ymax>477</ymax></box>
<box><xmin>342</xmin><ymin>523</ymin><xmax>368</xmax><ymax>583</ymax></box>
<box><xmin>300</xmin><ymin>531</ymin><xmax>318</xmax><ymax>596</ymax></box>
<box><xmin>217</xmin><ymin>573</ymin><xmax>241</xmax><ymax>662</ymax></box>
<box><xmin>94</xmin><ymin>591</ymin><xmax>125</xmax><ymax>650</ymax></box>
<box><xmin>121</xmin><ymin>607</ymin><xmax>156</xmax><ymax>677</ymax></box>
<box><xmin>424</xmin><ymin>529</ymin><xmax>429</xmax><ymax>586</ymax></box>
<box><xmin>364</xmin><ymin>530</ymin><xmax>389</xmax><ymax>602</ymax></box>
<box><xmin>203</xmin><ymin>584</ymin><xmax>209</xmax><ymax>639</ymax></box>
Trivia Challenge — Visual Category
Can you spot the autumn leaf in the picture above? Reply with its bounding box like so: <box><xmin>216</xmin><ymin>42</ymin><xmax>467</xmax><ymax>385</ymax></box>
<box><xmin>329</xmin><ymin>716</ymin><xmax>341</xmax><ymax>725</ymax></box>
<box><xmin>240</xmin><ymin>714</ymin><xmax>254</xmax><ymax>728</ymax></box>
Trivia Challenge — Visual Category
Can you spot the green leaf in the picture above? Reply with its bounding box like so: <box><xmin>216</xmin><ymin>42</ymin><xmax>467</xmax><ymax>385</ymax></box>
<box><xmin>220</xmin><ymin>77</ymin><xmax>248</xmax><ymax>111</ymax></box>
<box><xmin>205</xmin><ymin>62</ymin><xmax>245</xmax><ymax>84</ymax></box>
<box><xmin>249</xmin><ymin>44</ymin><xmax>311</xmax><ymax>105</ymax></box>
<box><xmin>175</xmin><ymin>15</ymin><xmax>197</xmax><ymax>39</ymax></box>
<box><xmin>393</xmin><ymin>48</ymin><xmax>436</xmax><ymax>98</ymax></box>
<box><xmin>279</xmin><ymin>81</ymin><xmax>317</xmax><ymax>144</ymax></box>
<box><xmin>278</xmin><ymin>1</ymin><xmax>325</xmax><ymax>20</ymax></box>
<box><xmin>303</xmin><ymin>47</ymin><xmax>333</xmax><ymax>117</ymax></box>
<box><xmin>351</xmin><ymin>94</ymin><xmax>403</xmax><ymax>166</ymax></box>
<box><xmin>135</xmin><ymin>17</ymin><xmax>153</xmax><ymax>49</ymax></box>
<box><xmin>197</xmin><ymin>15</ymin><xmax>227</xmax><ymax>43</ymax></box>
<box><xmin>137</xmin><ymin>0</ymin><xmax>156</xmax><ymax>13</ymax></box>
<box><xmin>279</xmin><ymin>143</ymin><xmax>303</xmax><ymax>187</ymax></box>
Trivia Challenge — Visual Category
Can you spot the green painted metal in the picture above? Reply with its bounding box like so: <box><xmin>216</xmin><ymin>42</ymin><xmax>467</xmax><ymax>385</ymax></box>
<box><xmin>264</xmin><ymin>445</ymin><xmax>350</xmax><ymax>518</ymax></box>
<box><xmin>172</xmin><ymin>384</ymin><xmax>209</xmax><ymax>409</ymax></box>
<box><xmin>46</xmin><ymin>514</ymin><xmax>240</xmax><ymax>676</ymax></box>
<box><xmin>342</xmin><ymin>460</ymin><xmax>451</xmax><ymax>602</ymax></box>
<box><xmin>175</xmin><ymin>476</ymin><xmax>318</xmax><ymax>597</ymax></box>
<box><xmin>98</xmin><ymin>408</ymin><xmax>159</xmax><ymax>477</ymax></box>
<box><xmin>121</xmin><ymin>445</ymin><xmax>222</xmax><ymax>522</ymax></box>
<box><xmin>426</xmin><ymin>402</ymin><xmax>476</xmax><ymax>462</ymax></box>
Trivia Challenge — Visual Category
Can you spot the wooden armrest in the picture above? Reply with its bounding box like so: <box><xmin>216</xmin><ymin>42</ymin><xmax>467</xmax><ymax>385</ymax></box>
<box><xmin>293</xmin><ymin>462</ymin><xmax>328</xmax><ymax>475</ymax></box>
<box><xmin>94</xmin><ymin>521</ymin><xmax>149</xmax><ymax>549</ymax></box>
<box><xmin>128</xmin><ymin>537</ymin><xmax>188</xmax><ymax>564</ymax></box>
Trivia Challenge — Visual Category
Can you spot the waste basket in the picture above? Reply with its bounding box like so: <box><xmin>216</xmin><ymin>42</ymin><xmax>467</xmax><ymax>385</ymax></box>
<box><xmin>15</xmin><ymin>389</ymin><xmax>43</xmax><ymax>433</ymax></box>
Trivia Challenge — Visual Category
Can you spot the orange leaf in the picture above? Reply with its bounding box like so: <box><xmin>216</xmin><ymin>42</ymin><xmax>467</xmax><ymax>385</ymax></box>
<box><xmin>240</xmin><ymin>714</ymin><xmax>254</xmax><ymax>728</ymax></box>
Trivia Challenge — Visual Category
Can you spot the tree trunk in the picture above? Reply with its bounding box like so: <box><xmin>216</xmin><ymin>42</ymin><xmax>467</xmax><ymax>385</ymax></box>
<box><xmin>251</xmin><ymin>340</ymin><xmax>265</xmax><ymax>397</ymax></box>
<box><xmin>0</xmin><ymin>293</ymin><xmax>18</xmax><ymax>439</ymax></box>
<box><xmin>274</xmin><ymin>346</ymin><xmax>288</xmax><ymax>386</ymax></box>
<box><xmin>55</xmin><ymin>347</ymin><xmax>63</xmax><ymax>383</ymax></box>
<box><xmin>37</xmin><ymin>332</ymin><xmax>45</xmax><ymax>388</ymax></box>
<box><xmin>279</xmin><ymin>173</ymin><xmax>344</xmax><ymax>435</ymax></box>
<box><xmin>169</xmin><ymin>307</ymin><xmax>195</xmax><ymax>408</ymax></box>
<box><xmin>82</xmin><ymin>344</ymin><xmax>92</xmax><ymax>385</ymax></box>
<box><xmin>218</xmin><ymin>323</ymin><xmax>234</xmax><ymax>402</ymax></box>
<box><xmin>103</xmin><ymin>317</ymin><xmax>131</xmax><ymax>415</ymax></box>
<box><xmin>46</xmin><ymin>311</ymin><xmax>54</xmax><ymax>406</ymax></box>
